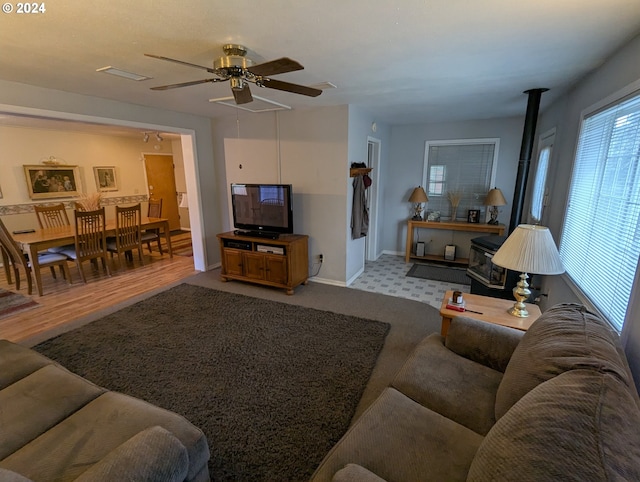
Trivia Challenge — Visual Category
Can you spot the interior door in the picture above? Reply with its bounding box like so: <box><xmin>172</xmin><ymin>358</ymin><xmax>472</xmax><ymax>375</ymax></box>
<box><xmin>144</xmin><ymin>154</ymin><xmax>180</xmax><ymax>230</ymax></box>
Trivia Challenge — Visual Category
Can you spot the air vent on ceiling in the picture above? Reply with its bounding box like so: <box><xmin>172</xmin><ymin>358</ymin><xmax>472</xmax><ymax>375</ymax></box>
<box><xmin>209</xmin><ymin>95</ymin><xmax>292</xmax><ymax>113</ymax></box>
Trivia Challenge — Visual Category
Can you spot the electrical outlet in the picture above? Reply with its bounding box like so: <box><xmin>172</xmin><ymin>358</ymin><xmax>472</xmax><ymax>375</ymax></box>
<box><xmin>319</xmin><ymin>254</ymin><xmax>324</xmax><ymax>263</ymax></box>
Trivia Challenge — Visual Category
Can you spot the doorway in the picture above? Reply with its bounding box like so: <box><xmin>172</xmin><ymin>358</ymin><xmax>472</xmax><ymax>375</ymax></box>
<box><xmin>365</xmin><ymin>137</ymin><xmax>381</xmax><ymax>262</ymax></box>
<box><xmin>143</xmin><ymin>154</ymin><xmax>181</xmax><ymax>231</ymax></box>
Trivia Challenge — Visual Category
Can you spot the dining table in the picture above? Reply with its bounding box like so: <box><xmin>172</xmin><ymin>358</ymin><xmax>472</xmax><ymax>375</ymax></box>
<box><xmin>11</xmin><ymin>217</ymin><xmax>172</xmax><ymax>296</ymax></box>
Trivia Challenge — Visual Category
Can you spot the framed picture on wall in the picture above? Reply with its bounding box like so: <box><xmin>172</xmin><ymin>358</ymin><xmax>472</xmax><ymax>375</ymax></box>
<box><xmin>467</xmin><ymin>209</ymin><xmax>480</xmax><ymax>223</ymax></box>
<box><xmin>93</xmin><ymin>166</ymin><xmax>118</xmax><ymax>192</ymax></box>
<box><xmin>23</xmin><ymin>165</ymin><xmax>81</xmax><ymax>199</ymax></box>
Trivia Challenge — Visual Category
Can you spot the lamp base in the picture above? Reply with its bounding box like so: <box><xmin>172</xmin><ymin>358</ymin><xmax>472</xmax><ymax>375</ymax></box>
<box><xmin>508</xmin><ymin>272</ymin><xmax>531</xmax><ymax>318</ymax></box>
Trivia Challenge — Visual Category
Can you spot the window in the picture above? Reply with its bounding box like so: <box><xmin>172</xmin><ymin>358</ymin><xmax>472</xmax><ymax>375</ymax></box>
<box><xmin>428</xmin><ymin>165</ymin><xmax>446</xmax><ymax>195</ymax></box>
<box><xmin>423</xmin><ymin>140</ymin><xmax>498</xmax><ymax>220</ymax></box>
<box><xmin>529</xmin><ymin>129</ymin><xmax>555</xmax><ymax>223</ymax></box>
<box><xmin>560</xmin><ymin>90</ymin><xmax>640</xmax><ymax>332</ymax></box>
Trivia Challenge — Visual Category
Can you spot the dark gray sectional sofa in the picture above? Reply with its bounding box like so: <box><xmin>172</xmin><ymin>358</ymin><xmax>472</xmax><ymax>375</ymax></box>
<box><xmin>311</xmin><ymin>303</ymin><xmax>640</xmax><ymax>481</ymax></box>
<box><xmin>0</xmin><ymin>340</ymin><xmax>210</xmax><ymax>482</ymax></box>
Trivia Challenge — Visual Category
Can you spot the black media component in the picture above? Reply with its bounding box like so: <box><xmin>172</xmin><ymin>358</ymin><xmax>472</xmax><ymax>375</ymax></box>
<box><xmin>231</xmin><ymin>183</ymin><xmax>294</xmax><ymax>237</ymax></box>
<box><xmin>224</xmin><ymin>239</ymin><xmax>252</xmax><ymax>250</ymax></box>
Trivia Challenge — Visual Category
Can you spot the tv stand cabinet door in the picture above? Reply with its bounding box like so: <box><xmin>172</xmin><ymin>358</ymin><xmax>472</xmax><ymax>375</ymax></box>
<box><xmin>243</xmin><ymin>252</ymin><xmax>268</xmax><ymax>281</ymax></box>
<box><xmin>265</xmin><ymin>255</ymin><xmax>288</xmax><ymax>285</ymax></box>
<box><xmin>223</xmin><ymin>249</ymin><xmax>244</xmax><ymax>277</ymax></box>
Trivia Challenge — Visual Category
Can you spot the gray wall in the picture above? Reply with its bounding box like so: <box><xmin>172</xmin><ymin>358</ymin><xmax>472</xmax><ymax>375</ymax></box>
<box><xmin>382</xmin><ymin>117</ymin><xmax>524</xmax><ymax>257</ymax></box>
<box><xmin>536</xmin><ymin>32</ymin><xmax>640</xmax><ymax>387</ymax></box>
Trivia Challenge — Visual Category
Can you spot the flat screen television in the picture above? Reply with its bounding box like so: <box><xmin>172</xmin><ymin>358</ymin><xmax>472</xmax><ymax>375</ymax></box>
<box><xmin>231</xmin><ymin>183</ymin><xmax>294</xmax><ymax>238</ymax></box>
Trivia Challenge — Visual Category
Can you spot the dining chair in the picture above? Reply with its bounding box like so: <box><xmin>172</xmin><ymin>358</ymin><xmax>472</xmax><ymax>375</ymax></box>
<box><xmin>141</xmin><ymin>198</ymin><xmax>164</xmax><ymax>254</ymax></box>
<box><xmin>61</xmin><ymin>207</ymin><xmax>111</xmax><ymax>283</ymax></box>
<box><xmin>33</xmin><ymin>203</ymin><xmax>76</xmax><ymax>258</ymax></box>
<box><xmin>106</xmin><ymin>204</ymin><xmax>145</xmax><ymax>270</ymax></box>
<box><xmin>1</xmin><ymin>244</ymin><xmax>13</xmax><ymax>285</ymax></box>
<box><xmin>0</xmin><ymin>217</ymin><xmax>71</xmax><ymax>295</ymax></box>
<box><xmin>33</xmin><ymin>203</ymin><xmax>70</xmax><ymax>228</ymax></box>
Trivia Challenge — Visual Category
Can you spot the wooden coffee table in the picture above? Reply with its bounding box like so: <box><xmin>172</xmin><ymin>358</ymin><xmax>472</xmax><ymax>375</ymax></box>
<box><xmin>439</xmin><ymin>290</ymin><xmax>541</xmax><ymax>337</ymax></box>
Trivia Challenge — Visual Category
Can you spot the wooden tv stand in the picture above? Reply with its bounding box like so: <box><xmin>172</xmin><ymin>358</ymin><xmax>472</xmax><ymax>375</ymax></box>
<box><xmin>217</xmin><ymin>231</ymin><xmax>309</xmax><ymax>295</ymax></box>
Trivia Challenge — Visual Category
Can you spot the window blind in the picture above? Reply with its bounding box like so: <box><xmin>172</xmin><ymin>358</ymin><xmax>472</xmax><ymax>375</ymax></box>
<box><xmin>559</xmin><ymin>91</ymin><xmax>640</xmax><ymax>331</ymax></box>
<box><xmin>424</xmin><ymin>143</ymin><xmax>495</xmax><ymax>219</ymax></box>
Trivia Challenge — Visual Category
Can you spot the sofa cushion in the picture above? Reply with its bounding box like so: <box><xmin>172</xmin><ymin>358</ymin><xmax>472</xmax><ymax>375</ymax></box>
<box><xmin>468</xmin><ymin>369</ymin><xmax>640</xmax><ymax>481</ymax></box>
<box><xmin>392</xmin><ymin>333</ymin><xmax>502</xmax><ymax>435</ymax></box>
<box><xmin>0</xmin><ymin>468</ymin><xmax>32</xmax><ymax>482</ymax></box>
<box><xmin>0</xmin><ymin>339</ymin><xmax>53</xmax><ymax>390</ymax></box>
<box><xmin>0</xmin><ymin>364</ymin><xmax>105</xmax><ymax>460</ymax></box>
<box><xmin>310</xmin><ymin>387</ymin><xmax>483</xmax><ymax>482</ymax></box>
<box><xmin>74</xmin><ymin>426</ymin><xmax>188</xmax><ymax>482</ymax></box>
<box><xmin>0</xmin><ymin>391</ymin><xmax>209</xmax><ymax>482</ymax></box>
<box><xmin>332</xmin><ymin>463</ymin><xmax>387</xmax><ymax>482</ymax></box>
<box><xmin>495</xmin><ymin>303</ymin><xmax>636</xmax><ymax>420</ymax></box>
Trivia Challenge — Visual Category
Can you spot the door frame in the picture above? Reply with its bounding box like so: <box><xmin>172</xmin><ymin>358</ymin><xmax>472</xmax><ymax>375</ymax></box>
<box><xmin>366</xmin><ymin>136</ymin><xmax>381</xmax><ymax>261</ymax></box>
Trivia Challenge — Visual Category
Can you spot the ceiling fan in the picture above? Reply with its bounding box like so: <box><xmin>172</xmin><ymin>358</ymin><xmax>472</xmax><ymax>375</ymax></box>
<box><xmin>145</xmin><ymin>44</ymin><xmax>322</xmax><ymax>105</ymax></box>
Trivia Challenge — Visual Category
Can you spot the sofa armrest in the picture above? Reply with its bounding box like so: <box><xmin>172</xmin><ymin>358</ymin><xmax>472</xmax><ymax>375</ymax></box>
<box><xmin>445</xmin><ymin>316</ymin><xmax>524</xmax><ymax>372</ymax></box>
<box><xmin>74</xmin><ymin>426</ymin><xmax>188</xmax><ymax>482</ymax></box>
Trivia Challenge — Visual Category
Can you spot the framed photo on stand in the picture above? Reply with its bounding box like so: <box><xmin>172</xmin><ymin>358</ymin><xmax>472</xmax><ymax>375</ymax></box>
<box><xmin>467</xmin><ymin>209</ymin><xmax>480</xmax><ymax>223</ymax></box>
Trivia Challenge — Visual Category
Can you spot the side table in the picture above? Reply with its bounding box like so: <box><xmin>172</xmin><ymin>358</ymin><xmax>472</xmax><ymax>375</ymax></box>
<box><xmin>439</xmin><ymin>290</ymin><xmax>541</xmax><ymax>337</ymax></box>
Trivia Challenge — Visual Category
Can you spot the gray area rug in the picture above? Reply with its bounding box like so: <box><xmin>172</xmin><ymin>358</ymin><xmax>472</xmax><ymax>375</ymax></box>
<box><xmin>34</xmin><ymin>283</ymin><xmax>390</xmax><ymax>481</ymax></box>
<box><xmin>406</xmin><ymin>263</ymin><xmax>471</xmax><ymax>285</ymax></box>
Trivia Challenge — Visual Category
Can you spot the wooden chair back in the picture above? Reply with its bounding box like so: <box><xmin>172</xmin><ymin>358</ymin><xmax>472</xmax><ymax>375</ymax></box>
<box><xmin>147</xmin><ymin>198</ymin><xmax>163</xmax><ymax>218</ymax></box>
<box><xmin>74</xmin><ymin>207</ymin><xmax>108</xmax><ymax>260</ymax></box>
<box><xmin>0</xmin><ymin>217</ymin><xmax>33</xmax><ymax>293</ymax></box>
<box><xmin>34</xmin><ymin>203</ymin><xmax>70</xmax><ymax>229</ymax></box>
<box><xmin>108</xmin><ymin>204</ymin><xmax>145</xmax><ymax>268</ymax></box>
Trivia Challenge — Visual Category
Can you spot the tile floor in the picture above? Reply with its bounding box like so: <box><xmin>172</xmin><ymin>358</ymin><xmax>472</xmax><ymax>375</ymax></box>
<box><xmin>349</xmin><ymin>254</ymin><xmax>471</xmax><ymax>310</ymax></box>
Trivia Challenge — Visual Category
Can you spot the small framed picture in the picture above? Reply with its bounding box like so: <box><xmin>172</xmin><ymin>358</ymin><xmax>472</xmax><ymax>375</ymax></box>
<box><xmin>24</xmin><ymin>165</ymin><xmax>81</xmax><ymax>199</ymax></box>
<box><xmin>93</xmin><ymin>166</ymin><xmax>118</xmax><ymax>192</ymax></box>
<box><xmin>467</xmin><ymin>209</ymin><xmax>480</xmax><ymax>223</ymax></box>
<box><xmin>426</xmin><ymin>210</ymin><xmax>441</xmax><ymax>222</ymax></box>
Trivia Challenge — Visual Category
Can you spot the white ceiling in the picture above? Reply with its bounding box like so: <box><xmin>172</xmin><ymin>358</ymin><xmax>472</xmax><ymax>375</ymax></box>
<box><xmin>1</xmin><ymin>0</ymin><xmax>640</xmax><ymax>134</ymax></box>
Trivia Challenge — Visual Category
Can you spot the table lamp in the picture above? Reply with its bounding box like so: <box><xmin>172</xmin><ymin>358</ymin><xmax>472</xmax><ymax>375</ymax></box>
<box><xmin>484</xmin><ymin>187</ymin><xmax>507</xmax><ymax>225</ymax></box>
<box><xmin>491</xmin><ymin>224</ymin><xmax>564</xmax><ymax>317</ymax></box>
<box><xmin>408</xmin><ymin>186</ymin><xmax>428</xmax><ymax>220</ymax></box>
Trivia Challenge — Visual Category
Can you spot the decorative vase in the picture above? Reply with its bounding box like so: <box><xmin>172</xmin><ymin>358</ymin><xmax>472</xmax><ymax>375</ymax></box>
<box><xmin>451</xmin><ymin>207</ymin><xmax>457</xmax><ymax>221</ymax></box>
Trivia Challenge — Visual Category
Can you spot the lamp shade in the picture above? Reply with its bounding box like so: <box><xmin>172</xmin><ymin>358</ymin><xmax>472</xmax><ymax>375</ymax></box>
<box><xmin>408</xmin><ymin>186</ymin><xmax>428</xmax><ymax>203</ymax></box>
<box><xmin>491</xmin><ymin>224</ymin><xmax>565</xmax><ymax>275</ymax></box>
<box><xmin>484</xmin><ymin>187</ymin><xmax>507</xmax><ymax>206</ymax></box>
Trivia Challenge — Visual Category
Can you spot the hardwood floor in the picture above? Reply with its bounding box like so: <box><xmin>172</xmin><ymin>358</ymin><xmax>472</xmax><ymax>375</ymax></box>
<box><xmin>0</xmin><ymin>237</ymin><xmax>197</xmax><ymax>344</ymax></box>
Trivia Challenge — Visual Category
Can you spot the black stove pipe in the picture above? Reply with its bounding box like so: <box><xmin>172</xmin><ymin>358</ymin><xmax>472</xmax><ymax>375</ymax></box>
<box><xmin>508</xmin><ymin>88</ymin><xmax>548</xmax><ymax>234</ymax></box>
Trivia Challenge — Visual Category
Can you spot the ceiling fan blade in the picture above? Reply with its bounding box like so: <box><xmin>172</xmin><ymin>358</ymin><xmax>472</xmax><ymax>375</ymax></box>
<box><xmin>233</xmin><ymin>84</ymin><xmax>253</xmax><ymax>104</ymax></box>
<box><xmin>150</xmin><ymin>78</ymin><xmax>224</xmax><ymax>90</ymax></box>
<box><xmin>145</xmin><ymin>53</ymin><xmax>217</xmax><ymax>74</ymax></box>
<box><xmin>260</xmin><ymin>78</ymin><xmax>322</xmax><ymax>97</ymax></box>
<box><xmin>248</xmin><ymin>57</ymin><xmax>304</xmax><ymax>77</ymax></box>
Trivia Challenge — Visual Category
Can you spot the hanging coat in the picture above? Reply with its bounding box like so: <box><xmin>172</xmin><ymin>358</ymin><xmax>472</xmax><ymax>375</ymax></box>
<box><xmin>351</xmin><ymin>174</ymin><xmax>369</xmax><ymax>239</ymax></box>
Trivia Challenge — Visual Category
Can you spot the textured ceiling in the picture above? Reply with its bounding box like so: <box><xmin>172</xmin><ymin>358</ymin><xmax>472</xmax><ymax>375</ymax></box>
<box><xmin>1</xmin><ymin>0</ymin><xmax>640</xmax><ymax>132</ymax></box>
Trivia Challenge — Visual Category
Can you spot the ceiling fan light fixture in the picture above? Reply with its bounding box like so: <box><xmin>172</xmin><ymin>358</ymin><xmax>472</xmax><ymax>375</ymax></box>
<box><xmin>230</xmin><ymin>77</ymin><xmax>244</xmax><ymax>91</ymax></box>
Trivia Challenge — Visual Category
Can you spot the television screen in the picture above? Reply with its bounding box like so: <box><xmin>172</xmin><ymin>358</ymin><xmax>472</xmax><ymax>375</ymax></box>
<box><xmin>231</xmin><ymin>183</ymin><xmax>293</xmax><ymax>235</ymax></box>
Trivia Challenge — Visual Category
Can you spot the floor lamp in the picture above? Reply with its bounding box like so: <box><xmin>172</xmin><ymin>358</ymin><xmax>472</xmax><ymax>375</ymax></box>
<box><xmin>491</xmin><ymin>224</ymin><xmax>564</xmax><ymax>317</ymax></box>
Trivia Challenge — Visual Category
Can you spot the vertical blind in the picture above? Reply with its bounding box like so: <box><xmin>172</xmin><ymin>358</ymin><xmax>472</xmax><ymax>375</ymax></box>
<box><xmin>559</xmin><ymin>91</ymin><xmax>640</xmax><ymax>331</ymax></box>
<box><xmin>425</xmin><ymin>143</ymin><xmax>495</xmax><ymax>219</ymax></box>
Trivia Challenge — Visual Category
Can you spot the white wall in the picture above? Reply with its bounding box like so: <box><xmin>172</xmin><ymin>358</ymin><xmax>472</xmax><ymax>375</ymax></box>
<box><xmin>0</xmin><ymin>79</ymin><xmax>219</xmax><ymax>270</ymax></box>
<box><xmin>212</xmin><ymin>105</ymin><xmax>351</xmax><ymax>283</ymax></box>
<box><xmin>383</xmin><ymin>117</ymin><xmax>524</xmax><ymax>257</ymax></box>
<box><xmin>536</xmin><ymin>32</ymin><xmax>640</xmax><ymax>386</ymax></box>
